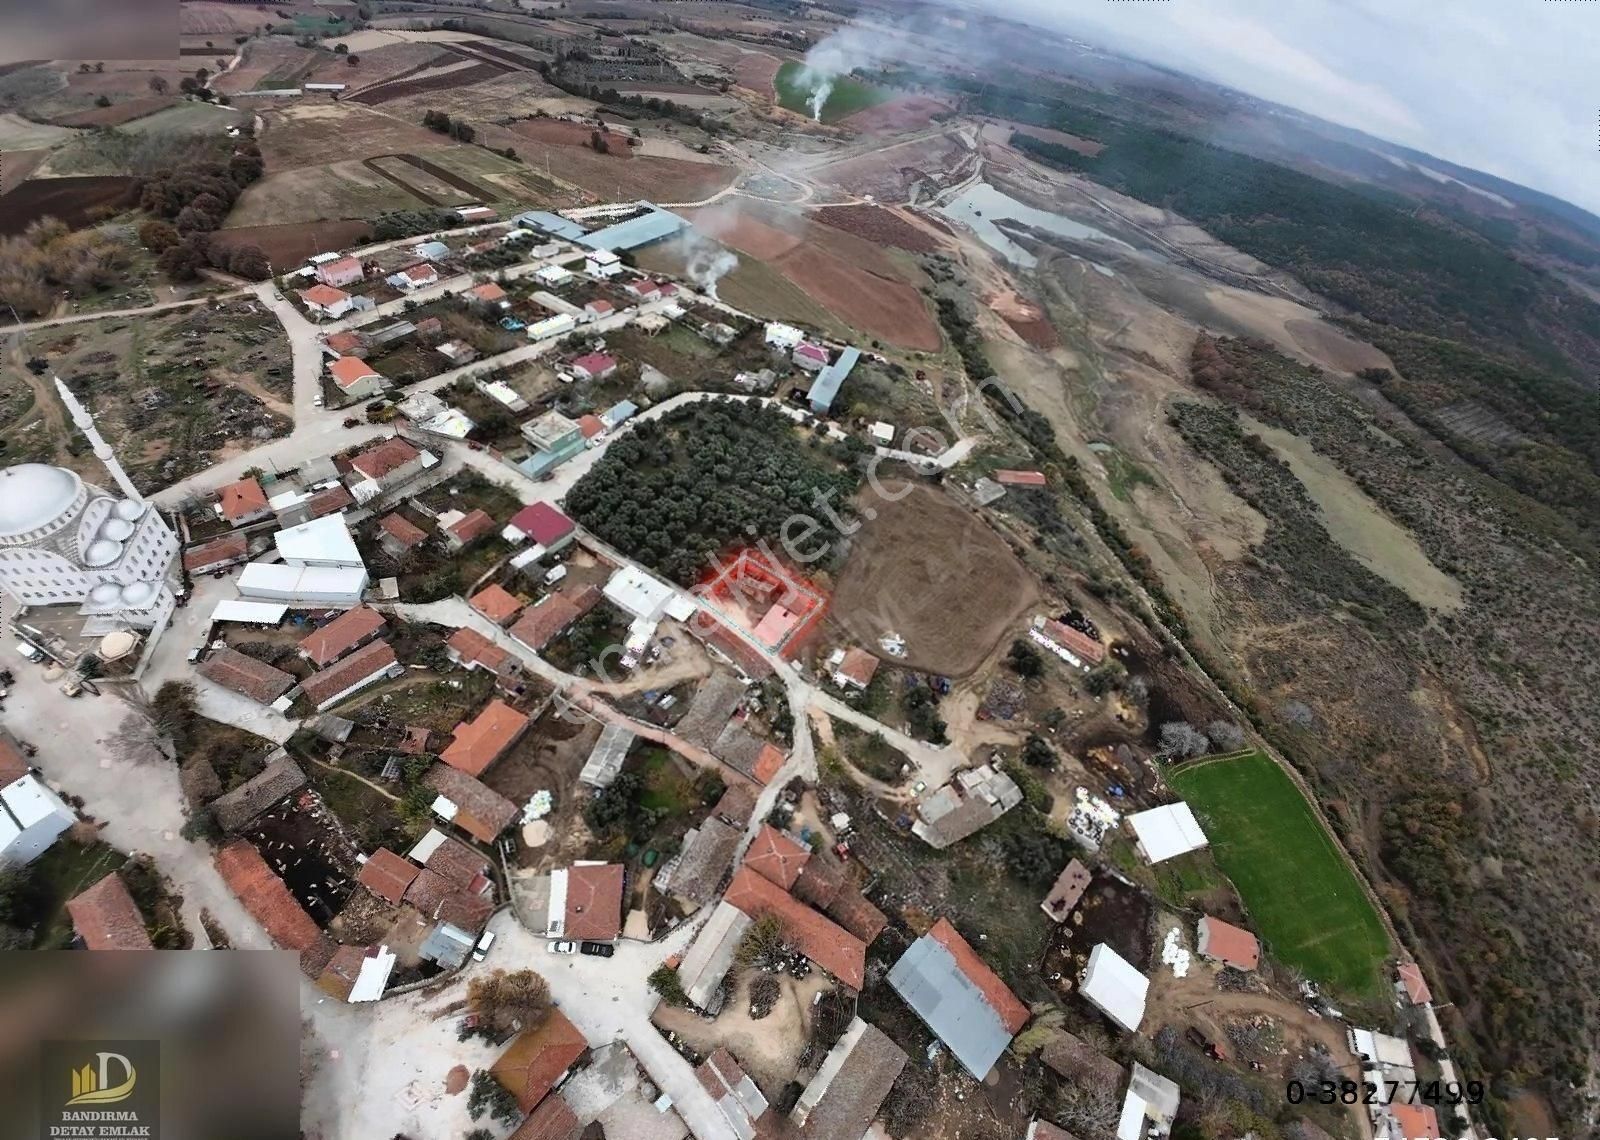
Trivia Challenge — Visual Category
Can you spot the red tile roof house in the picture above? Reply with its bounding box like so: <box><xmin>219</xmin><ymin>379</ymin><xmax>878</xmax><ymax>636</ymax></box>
<box><xmin>1396</xmin><ymin>961</ymin><xmax>1432</xmax><ymax>1005</ymax></box>
<box><xmin>553</xmin><ymin>863</ymin><xmax>625</xmax><ymax>942</ymax></box>
<box><xmin>347</xmin><ymin>436</ymin><xmax>429</xmax><ymax>502</ymax></box>
<box><xmin>723</xmin><ymin>866</ymin><xmax>867</xmax><ymax>989</ymax></box>
<box><xmin>299</xmin><ymin>282</ymin><xmax>355</xmax><ymax>319</ymax></box>
<box><xmin>1031</xmin><ymin>618</ymin><xmax>1107</xmax><ymax>669</ymax></box>
<box><xmin>299</xmin><ymin>605</ymin><xmax>387</xmax><ymax>667</ymax></box>
<box><xmin>443</xmin><ymin>508</ymin><xmax>497</xmax><ymax>551</ymax></box>
<box><xmin>66</xmin><ymin>872</ymin><xmax>153</xmax><ymax>950</ymax></box>
<box><xmin>469</xmin><ymin>281</ymin><xmax>510</xmax><ymax>307</ymax></box>
<box><xmin>356</xmin><ymin>847</ymin><xmax>420</xmax><ymax>905</ymax></box>
<box><xmin>440</xmin><ymin>698</ymin><xmax>529</xmax><ymax>777</ymax></box>
<box><xmin>183</xmin><ymin>532</ymin><xmax>249</xmax><ymax>576</ymax></box>
<box><xmin>994</xmin><ymin>469</ymin><xmax>1048</xmax><ymax>488</ymax></box>
<box><xmin>378</xmin><ymin>512</ymin><xmax>428</xmax><ymax>558</ymax></box>
<box><xmin>328</xmin><ymin>356</ymin><xmax>386</xmax><ymax>400</ymax></box>
<box><xmin>502</xmin><ymin>502</ymin><xmax>576</xmax><ymax>552</ymax></box>
<box><xmin>623</xmin><ymin>278</ymin><xmax>659</xmax><ymax>301</ymax></box>
<box><xmin>217</xmin><ymin>476</ymin><xmax>271</xmax><ymax>526</ymax></box>
<box><xmin>1196</xmin><ymin>915</ymin><xmax>1261</xmax><ymax>971</ymax></box>
<box><xmin>831</xmin><ymin>647</ymin><xmax>880</xmax><ymax>691</ymax></box>
<box><xmin>316</xmin><ymin>255</ymin><xmax>364</xmax><ymax>289</ymax></box>
<box><xmin>507</xmin><ymin>1094</ymin><xmax>581</xmax><ymax>1140</ymax></box>
<box><xmin>322</xmin><ymin>329</ymin><xmax>365</xmax><ymax>357</ymax></box>
<box><xmin>424</xmin><ymin>764</ymin><xmax>519</xmax><ymax>844</ymax></box>
<box><xmin>389</xmin><ymin>262</ymin><xmax>439</xmax><ymax>290</ymax></box>
<box><xmin>490</xmin><ymin>1008</ymin><xmax>590</xmax><ymax>1114</ymax></box>
<box><xmin>214</xmin><ymin>839</ymin><xmax>335</xmax><ymax>976</ymax></box>
<box><xmin>792</xmin><ymin>342</ymin><xmax>829</xmax><ymax>372</ymax></box>
<box><xmin>445</xmin><ymin>626</ymin><xmax>522</xmax><ymax>688</ymax></box>
<box><xmin>306</xmin><ymin>483</ymin><xmax>355</xmax><ymax>520</ymax></box>
<box><xmin>199</xmin><ymin>646</ymin><xmax>296</xmax><ymax>706</ymax></box>
<box><xmin>470</xmin><ymin>583</ymin><xmax>524</xmax><ymax>626</ymax></box>
<box><xmin>508</xmin><ymin>586</ymin><xmax>602</xmax><ymax>653</ymax></box>
<box><xmin>744</xmin><ymin>824</ymin><xmax>812</xmax><ymax>890</ymax></box>
<box><xmin>584</xmin><ymin>299</ymin><xmax>614</xmax><ymax>317</ymax></box>
<box><xmin>697</xmin><ymin>1048</ymin><xmax>770</xmax><ymax>1138</ymax></box>
<box><xmin>577</xmin><ymin>414</ymin><xmax>605</xmax><ymax>441</ymax></box>
<box><xmin>568</xmin><ymin>352</ymin><xmax>617</xmax><ymax>381</ymax></box>
<box><xmin>298</xmin><ymin>639</ymin><xmax>401</xmax><ymax>711</ymax></box>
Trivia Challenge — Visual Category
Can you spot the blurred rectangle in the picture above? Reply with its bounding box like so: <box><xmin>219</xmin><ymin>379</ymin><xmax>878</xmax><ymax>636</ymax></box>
<box><xmin>0</xmin><ymin>951</ymin><xmax>300</xmax><ymax>1140</ymax></box>
<box><xmin>0</xmin><ymin>0</ymin><xmax>178</xmax><ymax>65</ymax></box>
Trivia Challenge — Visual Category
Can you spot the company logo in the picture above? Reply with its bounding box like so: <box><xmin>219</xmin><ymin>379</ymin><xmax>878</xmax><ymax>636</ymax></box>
<box><xmin>42</xmin><ymin>1040</ymin><xmax>159</xmax><ymax>1139</ymax></box>
<box><xmin>66</xmin><ymin>1052</ymin><xmax>138</xmax><ymax>1106</ymax></box>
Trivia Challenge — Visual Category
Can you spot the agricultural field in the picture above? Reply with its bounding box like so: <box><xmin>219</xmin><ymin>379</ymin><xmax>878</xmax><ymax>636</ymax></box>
<box><xmin>830</xmin><ymin>482</ymin><xmax>1039</xmax><ymax>677</ymax></box>
<box><xmin>13</xmin><ymin>301</ymin><xmax>292</xmax><ymax>492</ymax></box>
<box><xmin>208</xmin><ymin>219</ymin><xmax>372</xmax><ymax>267</ymax></box>
<box><xmin>840</xmin><ymin>95</ymin><xmax>952</xmax><ymax>133</ymax></box>
<box><xmin>228</xmin><ymin>160</ymin><xmax>426</xmax><ymax>226</ymax></box>
<box><xmin>1167</xmin><ymin>749</ymin><xmax>1391</xmax><ymax>998</ymax></box>
<box><xmin>479</xmin><ymin>120</ymin><xmax>737</xmax><ymax>204</ymax></box>
<box><xmin>52</xmin><ymin>97</ymin><xmax>178</xmax><ymax>129</ymax></box>
<box><xmin>115</xmin><ymin>101</ymin><xmax>246</xmax><ymax>135</ymax></box>
<box><xmin>0</xmin><ymin>112</ymin><xmax>75</xmax><ymax>149</ymax></box>
<box><xmin>254</xmin><ymin>101</ymin><xmax>443</xmax><ymax>170</ymax></box>
<box><xmin>774</xmin><ymin>60</ymin><xmax>890</xmax><ymax>123</ymax></box>
<box><xmin>212</xmin><ymin>40</ymin><xmax>320</xmax><ymax>95</ymax></box>
<box><xmin>180</xmin><ymin>1</ymin><xmax>280</xmax><ymax>36</ymax></box>
<box><xmin>682</xmin><ymin>203</ymin><xmax>941</xmax><ymax>350</ymax></box>
<box><xmin>0</xmin><ymin>176</ymin><xmax>138</xmax><ymax>235</ymax></box>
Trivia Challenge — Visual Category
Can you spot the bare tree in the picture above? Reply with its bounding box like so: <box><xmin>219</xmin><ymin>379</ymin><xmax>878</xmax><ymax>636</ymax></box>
<box><xmin>1205</xmin><ymin>720</ymin><xmax>1247</xmax><ymax>751</ymax></box>
<box><xmin>466</xmin><ymin>969</ymin><xmax>551</xmax><ymax>1037</ymax></box>
<box><xmin>1160</xmin><ymin>721</ymin><xmax>1211</xmax><ymax>758</ymax></box>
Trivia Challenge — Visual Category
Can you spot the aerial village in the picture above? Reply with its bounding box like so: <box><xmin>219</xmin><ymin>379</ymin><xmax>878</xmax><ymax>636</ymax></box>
<box><xmin>0</xmin><ymin>195</ymin><xmax>1462</xmax><ymax>1140</ymax></box>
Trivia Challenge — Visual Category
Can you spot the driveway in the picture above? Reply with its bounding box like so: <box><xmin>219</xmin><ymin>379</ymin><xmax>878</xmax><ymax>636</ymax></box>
<box><xmin>300</xmin><ymin>910</ymin><xmax>737</xmax><ymax>1140</ymax></box>
<box><xmin>2</xmin><ymin>666</ymin><xmax>265</xmax><ymax>949</ymax></box>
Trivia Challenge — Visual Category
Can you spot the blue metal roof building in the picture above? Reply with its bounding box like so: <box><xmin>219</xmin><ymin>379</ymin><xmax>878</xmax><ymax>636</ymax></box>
<box><xmin>601</xmin><ymin>400</ymin><xmax>638</xmax><ymax>429</ymax></box>
<box><xmin>578</xmin><ymin>207</ymin><xmax>689</xmax><ymax>252</ymax></box>
<box><xmin>807</xmin><ymin>346</ymin><xmax>860</xmax><ymax>415</ymax></box>
<box><xmin>513</xmin><ymin>210</ymin><xmax>590</xmax><ymax>241</ymax></box>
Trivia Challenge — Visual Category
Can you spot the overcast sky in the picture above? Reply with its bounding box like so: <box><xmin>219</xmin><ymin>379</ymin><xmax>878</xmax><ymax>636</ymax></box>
<box><xmin>1004</xmin><ymin>0</ymin><xmax>1600</xmax><ymax>216</ymax></box>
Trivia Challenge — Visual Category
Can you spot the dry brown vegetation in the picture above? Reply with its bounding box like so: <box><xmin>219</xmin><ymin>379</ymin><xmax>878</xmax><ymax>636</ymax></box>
<box><xmin>0</xmin><ymin>218</ymin><xmax>134</xmax><ymax>315</ymax></box>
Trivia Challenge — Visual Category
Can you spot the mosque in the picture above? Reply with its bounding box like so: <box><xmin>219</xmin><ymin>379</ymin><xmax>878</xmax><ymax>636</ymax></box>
<box><xmin>0</xmin><ymin>380</ymin><xmax>179</xmax><ymax>638</ymax></box>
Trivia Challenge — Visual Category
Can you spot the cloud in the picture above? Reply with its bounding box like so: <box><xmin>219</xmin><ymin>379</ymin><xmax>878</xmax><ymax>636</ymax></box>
<box><xmin>996</xmin><ymin>0</ymin><xmax>1600</xmax><ymax>215</ymax></box>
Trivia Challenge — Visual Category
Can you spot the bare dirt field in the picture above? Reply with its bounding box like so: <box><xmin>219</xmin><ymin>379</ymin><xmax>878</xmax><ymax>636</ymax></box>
<box><xmin>227</xmin><ymin>160</ymin><xmax>425</xmax><ymax>226</ymax></box>
<box><xmin>257</xmin><ymin>101</ymin><xmax>445</xmax><ymax>170</ymax></box>
<box><xmin>652</xmin><ymin>970</ymin><xmax>828</xmax><ymax>1095</ymax></box>
<box><xmin>0</xmin><ymin>112</ymin><xmax>75</xmax><ymax>149</ymax></box>
<box><xmin>733</xmin><ymin>52</ymin><xmax>780</xmax><ymax>95</ymax></box>
<box><xmin>212</xmin><ymin>40</ymin><xmax>321</xmax><ymax>95</ymax></box>
<box><xmin>830</xmin><ymin>482</ymin><xmax>1041</xmax><ymax>677</ymax></box>
<box><xmin>0</xmin><ymin>149</ymin><xmax>49</xmax><ymax>194</ymax></box>
<box><xmin>813</xmin><ymin>204</ymin><xmax>941</xmax><ymax>253</ymax></box>
<box><xmin>508</xmin><ymin>119</ymin><xmax>636</xmax><ymax>153</ymax></box>
<box><xmin>349</xmin><ymin>60</ymin><xmax>504</xmax><ymax>105</ymax></box>
<box><xmin>305</xmin><ymin>41</ymin><xmax>444</xmax><ymax>88</ymax></box>
<box><xmin>482</xmin><ymin>122</ymin><xmax>737</xmax><ymax>203</ymax></box>
<box><xmin>986</xmin><ymin>288</ymin><xmax>1059</xmax><ymax>348</ymax></box>
<box><xmin>840</xmin><ymin>95</ymin><xmax>951</xmax><ymax>134</ymax></box>
<box><xmin>379</xmin><ymin>70</ymin><xmax>588</xmax><ymax>122</ymax></box>
<box><xmin>51</xmin><ymin>97</ymin><xmax>176</xmax><ymax>128</ymax></box>
<box><xmin>0</xmin><ymin>176</ymin><xmax>138</xmax><ymax>236</ymax></box>
<box><xmin>180</xmin><ymin>1</ymin><xmax>280</xmax><ymax>35</ymax></box>
<box><xmin>686</xmin><ymin>204</ymin><xmax>941</xmax><ymax>350</ymax></box>
<box><xmin>211</xmin><ymin>219</ymin><xmax>372</xmax><ymax>264</ymax></box>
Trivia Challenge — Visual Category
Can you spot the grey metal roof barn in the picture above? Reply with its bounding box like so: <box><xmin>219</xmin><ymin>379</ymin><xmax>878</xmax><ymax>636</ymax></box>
<box><xmin>579</xmin><ymin>722</ymin><xmax>636</xmax><ymax>788</ymax></box>
<box><xmin>577</xmin><ymin>206</ymin><xmax>689</xmax><ymax>251</ymax></box>
<box><xmin>886</xmin><ymin>922</ymin><xmax>1025</xmax><ymax>1078</ymax></box>
<box><xmin>514</xmin><ymin>210</ymin><xmax>589</xmax><ymax>241</ymax></box>
<box><xmin>807</xmin><ymin>346</ymin><xmax>861</xmax><ymax>415</ymax></box>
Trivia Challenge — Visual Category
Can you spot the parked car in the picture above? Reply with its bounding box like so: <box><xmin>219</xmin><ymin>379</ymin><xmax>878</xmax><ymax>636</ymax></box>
<box><xmin>579</xmin><ymin>942</ymin><xmax>615</xmax><ymax>958</ymax></box>
<box><xmin>542</xmin><ymin>564</ymin><xmax>568</xmax><ymax>586</ymax></box>
<box><xmin>15</xmin><ymin>641</ymin><xmax>42</xmax><ymax>662</ymax></box>
<box><xmin>547</xmin><ymin>940</ymin><xmax>577</xmax><ymax>955</ymax></box>
<box><xmin>472</xmin><ymin>931</ymin><xmax>497</xmax><ymax>962</ymax></box>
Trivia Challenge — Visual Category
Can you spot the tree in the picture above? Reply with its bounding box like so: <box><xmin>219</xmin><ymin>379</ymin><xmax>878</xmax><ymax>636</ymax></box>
<box><xmin>1083</xmin><ymin>660</ymin><xmax>1125</xmax><ymax>696</ymax></box>
<box><xmin>1204</xmin><ymin>720</ymin><xmax>1246</xmax><ymax>751</ymax></box>
<box><xmin>94</xmin><ymin>94</ymin><xmax>111</xmax><ymax>107</ymax></box>
<box><xmin>150</xmin><ymin>681</ymin><xmax>198</xmax><ymax>744</ymax></box>
<box><xmin>194</xmin><ymin>67</ymin><xmax>210</xmax><ymax>82</ymax></box>
<box><xmin>178</xmin><ymin>76</ymin><xmax>199</xmax><ymax>95</ymax></box>
<box><xmin>347</xmin><ymin>55</ymin><xmax>360</xmax><ymax>65</ymax></box>
<box><xmin>450</xmin><ymin>121</ymin><xmax>474</xmax><ymax>143</ymax></box>
<box><xmin>589</xmin><ymin>129</ymin><xmax>608</xmax><ymax>154</ymax></box>
<box><xmin>735</xmin><ymin>913</ymin><xmax>789</xmax><ymax>969</ymax></box>
<box><xmin>333</xmin><ymin>42</ymin><xmax>348</xmax><ymax>54</ymax></box>
<box><xmin>1159</xmin><ymin>721</ymin><xmax>1211</xmax><ymax>759</ymax></box>
<box><xmin>466</xmin><ymin>1071</ymin><xmax>520</xmax><ymax>1126</ymax></box>
<box><xmin>1006</xmin><ymin>638</ymin><xmax>1043</xmax><ymax>678</ymax></box>
<box><xmin>648</xmin><ymin>963</ymin><xmax>688</xmax><ymax>1006</ymax></box>
<box><xmin>148</xmin><ymin>76</ymin><xmax>169</xmax><ymax>95</ymax></box>
<box><xmin>1022</xmin><ymin>734</ymin><xmax>1056</xmax><ymax>769</ymax></box>
<box><xmin>466</xmin><ymin>969</ymin><xmax>551</xmax><ymax>1038</ymax></box>
<box><xmin>223</xmin><ymin>244</ymin><xmax>270</xmax><ymax>280</ymax></box>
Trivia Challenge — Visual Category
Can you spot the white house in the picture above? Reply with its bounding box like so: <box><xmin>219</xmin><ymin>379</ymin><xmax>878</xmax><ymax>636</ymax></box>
<box><xmin>386</xmin><ymin>263</ymin><xmax>438</xmax><ymax>291</ymax></box>
<box><xmin>764</xmin><ymin>322</ymin><xmax>805</xmax><ymax>351</ymax></box>
<box><xmin>238</xmin><ymin>564</ymin><xmax>368</xmax><ymax>606</ymax></box>
<box><xmin>1116</xmin><ymin>1064</ymin><xmax>1180</xmax><ymax>1140</ymax></box>
<box><xmin>527</xmin><ymin>313</ymin><xmax>577</xmax><ymax>341</ymax></box>
<box><xmin>534</xmin><ymin>264</ymin><xmax>573</xmax><ymax>287</ymax></box>
<box><xmin>299</xmin><ymin>284</ymin><xmax>354</xmax><ymax>319</ymax></box>
<box><xmin>585</xmin><ymin>249</ymin><xmax>623</xmax><ymax>278</ymax></box>
<box><xmin>0</xmin><ymin>773</ymin><xmax>75</xmax><ymax>866</ymax></box>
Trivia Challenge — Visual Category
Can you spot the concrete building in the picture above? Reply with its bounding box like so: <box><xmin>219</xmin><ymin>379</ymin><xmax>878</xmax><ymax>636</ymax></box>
<box><xmin>0</xmin><ymin>381</ymin><xmax>179</xmax><ymax>633</ymax></box>
<box><xmin>476</xmin><ymin>378</ymin><xmax>529</xmax><ymax>413</ymax></box>
<box><xmin>502</xmin><ymin>502</ymin><xmax>575</xmax><ymax>552</ymax></box>
<box><xmin>584</xmin><ymin>248</ymin><xmax>623</xmax><ymax>278</ymax></box>
<box><xmin>298</xmin><ymin>639</ymin><xmax>400</xmax><ymax>710</ymax></box>
<box><xmin>697</xmin><ymin>1049</ymin><xmax>769</xmax><ymax>1140</ymax></box>
<box><xmin>238</xmin><ymin>564</ymin><xmax>368</xmax><ymax>606</ymax></box>
<box><xmin>790</xmin><ymin>1017</ymin><xmax>907</xmax><ymax>1139</ymax></box>
<box><xmin>299</xmin><ymin>284</ymin><xmax>354</xmax><ymax>319</ymax></box>
<box><xmin>911</xmin><ymin>765</ymin><xmax>1023</xmax><ymax>849</ymax></box>
<box><xmin>346</xmin><ymin>437</ymin><xmax>436</xmax><ymax>504</ymax></box>
<box><xmin>527</xmin><ymin>313</ymin><xmax>577</xmax><ymax>341</ymax></box>
<box><xmin>386</xmin><ymin>263</ymin><xmax>438</xmax><ymax>290</ymax></box>
<box><xmin>315</xmin><ymin>256</ymin><xmax>364</xmax><ymax>288</ymax></box>
<box><xmin>216</xmin><ymin>476</ymin><xmax>272</xmax><ymax>527</ymax></box>
<box><xmin>328</xmin><ymin>357</ymin><xmax>386</xmax><ymax>400</ymax></box>
<box><xmin>274</xmin><ymin>513</ymin><xmax>364</xmax><ymax>569</ymax></box>
<box><xmin>1117</xmin><ymin>1064</ymin><xmax>1181</xmax><ymax>1140</ymax></box>
<box><xmin>568</xmin><ymin>352</ymin><xmax>617</xmax><ymax>381</ymax></box>
<box><xmin>518</xmin><ymin>411</ymin><xmax>587</xmax><ymax>479</ymax></box>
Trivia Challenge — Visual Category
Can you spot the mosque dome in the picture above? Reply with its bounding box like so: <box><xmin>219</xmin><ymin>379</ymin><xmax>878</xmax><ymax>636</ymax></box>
<box><xmin>114</xmin><ymin>499</ymin><xmax>144</xmax><ymax>522</ymax></box>
<box><xmin>99</xmin><ymin>517</ymin><xmax>135</xmax><ymax>541</ymax></box>
<box><xmin>89</xmin><ymin>582</ymin><xmax>122</xmax><ymax>605</ymax></box>
<box><xmin>120</xmin><ymin>582</ymin><xmax>157</xmax><ymax>608</ymax></box>
<box><xmin>0</xmin><ymin>464</ymin><xmax>82</xmax><ymax>537</ymax></box>
<box><xmin>83</xmin><ymin>539</ymin><xmax>124</xmax><ymax>567</ymax></box>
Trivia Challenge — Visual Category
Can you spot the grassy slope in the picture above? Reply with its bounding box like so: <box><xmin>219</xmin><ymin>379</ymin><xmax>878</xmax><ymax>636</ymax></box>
<box><xmin>773</xmin><ymin>60</ymin><xmax>889</xmax><ymax>123</ymax></box>
<box><xmin>1168</xmin><ymin>749</ymin><xmax>1390</xmax><ymax>998</ymax></box>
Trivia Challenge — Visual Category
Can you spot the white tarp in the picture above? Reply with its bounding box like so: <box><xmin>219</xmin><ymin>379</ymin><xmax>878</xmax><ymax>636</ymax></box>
<box><xmin>209</xmin><ymin>600</ymin><xmax>289</xmax><ymax>625</ymax></box>
<box><xmin>1081</xmin><ymin>943</ymin><xmax>1149</xmax><ymax>1032</ymax></box>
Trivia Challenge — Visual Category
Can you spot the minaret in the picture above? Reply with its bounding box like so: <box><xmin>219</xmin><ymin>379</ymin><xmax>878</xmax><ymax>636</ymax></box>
<box><xmin>54</xmin><ymin>376</ymin><xmax>142</xmax><ymax>501</ymax></box>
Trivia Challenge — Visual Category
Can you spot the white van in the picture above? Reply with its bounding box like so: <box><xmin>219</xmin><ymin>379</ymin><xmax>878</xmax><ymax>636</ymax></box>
<box><xmin>472</xmin><ymin>931</ymin><xmax>497</xmax><ymax>962</ymax></box>
<box><xmin>542</xmin><ymin>564</ymin><xmax>568</xmax><ymax>586</ymax></box>
<box><xmin>15</xmin><ymin>641</ymin><xmax>43</xmax><ymax>662</ymax></box>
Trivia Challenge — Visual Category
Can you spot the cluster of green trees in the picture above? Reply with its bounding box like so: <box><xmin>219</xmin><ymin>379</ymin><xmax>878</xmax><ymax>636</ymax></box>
<box><xmin>565</xmin><ymin>401</ymin><xmax>861</xmax><ymax>584</ymax></box>
<box><xmin>137</xmin><ymin>138</ymin><xmax>268</xmax><ymax>280</ymax></box>
<box><xmin>421</xmin><ymin>108</ymin><xmax>475</xmax><ymax>142</ymax></box>
<box><xmin>371</xmin><ymin>209</ymin><xmax>461</xmax><ymax>242</ymax></box>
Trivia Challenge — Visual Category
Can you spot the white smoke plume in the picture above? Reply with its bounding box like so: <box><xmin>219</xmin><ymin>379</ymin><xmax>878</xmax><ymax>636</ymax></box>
<box><xmin>688</xmin><ymin>244</ymin><xmax>739</xmax><ymax>300</ymax></box>
<box><xmin>795</xmin><ymin>24</ymin><xmax>893</xmax><ymax>121</ymax></box>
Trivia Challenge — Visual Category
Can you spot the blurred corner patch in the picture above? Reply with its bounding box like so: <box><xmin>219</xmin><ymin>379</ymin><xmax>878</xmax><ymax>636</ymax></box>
<box><xmin>0</xmin><ymin>0</ymin><xmax>178</xmax><ymax>66</ymax></box>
